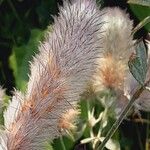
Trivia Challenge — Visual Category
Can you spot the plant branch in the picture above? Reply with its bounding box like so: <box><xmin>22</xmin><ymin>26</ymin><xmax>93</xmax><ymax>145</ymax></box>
<box><xmin>97</xmin><ymin>79</ymin><xmax>150</xmax><ymax>150</ymax></box>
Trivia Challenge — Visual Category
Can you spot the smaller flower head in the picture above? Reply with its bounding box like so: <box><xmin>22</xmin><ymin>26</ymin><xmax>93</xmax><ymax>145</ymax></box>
<box><xmin>58</xmin><ymin>109</ymin><xmax>80</xmax><ymax>131</ymax></box>
<box><xmin>93</xmin><ymin>7</ymin><xmax>134</xmax><ymax>93</ymax></box>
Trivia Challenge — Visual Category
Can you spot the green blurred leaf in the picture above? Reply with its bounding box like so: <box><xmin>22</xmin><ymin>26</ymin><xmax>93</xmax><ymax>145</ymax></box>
<box><xmin>128</xmin><ymin>41</ymin><xmax>147</xmax><ymax>85</ymax></box>
<box><xmin>13</xmin><ymin>23</ymin><xmax>31</xmax><ymax>46</ymax></box>
<box><xmin>128</xmin><ymin>0</ymin><xmax>150</xmax><ymax>6</ymax></box>
<box><xmin>45</xmin><ymin>142</ymin><xmax>54</xmax><ymax>150</ymax></box>
<box><xmin>36</xmin><ymin>0</ymin><xmax>57</xmax><ymax>28</ymax></box>
<box><xmin>53</xmin><ymin>136</ymin><xmax>74</xmax><ymax>150</ymax></box>
<box><xmin>0</xmin><ymin>0</ymin><xmax>3</xmax><ymax>5</ymax></box>
<box><xmin>0</xmin><ymin>13</ymin><xmax>15</xmax><ymax>39</ymax></box>
<box><xmin>9</xmin><ymin>29</ymin><xmax>45</xmax><ymax>91</ymax></box>
<box><xmin>128</xmin><ymin>1</ymin><xmax>150</xmax><ymax>31</ymax></box>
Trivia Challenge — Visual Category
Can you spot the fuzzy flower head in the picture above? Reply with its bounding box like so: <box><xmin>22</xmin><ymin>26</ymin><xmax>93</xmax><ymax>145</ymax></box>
<box><xmin>100</xmin><ymin>7</ymin><xmax>134</xmax><ymax>62</ymax></box>
<box><xmin>93</xmin><ymin>54</ymin><xmax>127</xmax><ymax>91</ymax></box>
<box><xmin>0</xmin><ymin>0</ymin><xmax>104</xmax><ymax>149</ymax></box>
<box><xmin>58</xmin><ymin>109</ymin><xmax>80</xmax><ymax>131</ymax></box>
<box><xmin>93</xmin><ymin>7</ymin><xmax>134</xmax><ymax>92</ymax></box>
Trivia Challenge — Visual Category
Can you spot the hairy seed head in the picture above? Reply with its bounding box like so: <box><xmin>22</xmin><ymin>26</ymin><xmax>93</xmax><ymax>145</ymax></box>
<box><xmin>0</xmin><ymin>0</ymin><xmax>104</xmax><ymax>149</ymax></box>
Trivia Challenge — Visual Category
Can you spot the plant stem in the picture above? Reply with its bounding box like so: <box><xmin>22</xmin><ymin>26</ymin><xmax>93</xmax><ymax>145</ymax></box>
<box><xmin>60</xmin><ymin>136</ymin><xmax>67</xmax><ymax>150</ymax></box>
<box><xmin>146</xmin><ymin>113</ymin><xmax>150</xmax><ymax>150</ymax></box>
<box><xmin>97</xmin><ymin>79</ymin><xmax>150</xmax><ymax>150</ymax></box>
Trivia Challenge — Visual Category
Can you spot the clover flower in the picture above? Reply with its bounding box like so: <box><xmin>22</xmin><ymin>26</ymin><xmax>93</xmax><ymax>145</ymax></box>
<box><xmin>0</xmin><ymin>0</ymin><xmax>104</xmax><ymax>149</ymax></box>
<box><xmin>93</xmin><ymin>7</ymin><xmax>134</xmax><ymax>92</ymax></box>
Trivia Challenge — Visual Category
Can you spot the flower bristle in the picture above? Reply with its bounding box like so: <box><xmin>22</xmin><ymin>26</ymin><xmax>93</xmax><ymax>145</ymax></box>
<box><xmin>0</xmin><ymin>0</ymin><xmax>104</xmax><ymax>149</ymax></box>
<box><xmin>100</xmin><ymin>7</ymin><xmax>134</xmax><ymax>63</ymax></box>
<box><xmin>94</xmin><ymin>54</ymin><xmax>127</xmax><ymax>92</ymax></box>
<box><xmin>58</xmin><ymin>108</ymin><xmax>80</xmax><ymax>131</ymax></box>
<box><xmin>93</xmin><ymin>7</ymin><xmax>134</xmax><ymax>93</ymax></box>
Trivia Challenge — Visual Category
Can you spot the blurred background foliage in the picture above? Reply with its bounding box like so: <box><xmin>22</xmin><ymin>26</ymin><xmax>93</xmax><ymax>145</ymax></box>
<box><xmin>0</xmin><ymin>0</ymin><xmax>150</xmax><ymax>150</ymax></box>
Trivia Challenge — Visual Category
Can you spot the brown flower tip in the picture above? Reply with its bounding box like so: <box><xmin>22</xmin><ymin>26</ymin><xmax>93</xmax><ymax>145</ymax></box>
<box><xmin>93</xmin><ymin>54</ymin><xmax>127</xmax><ymax>91</ymax></box>
<box><xmin>58</xmin><ymin>109</ymin><xmax>80</xmax><ymax>131</ymax></box>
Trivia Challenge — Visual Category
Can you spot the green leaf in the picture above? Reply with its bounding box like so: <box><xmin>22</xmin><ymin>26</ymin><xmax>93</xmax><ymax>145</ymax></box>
<box><xmin>52</xmin><ymin>136</ymin><xmax>74</xmax><ymax>150</ymax></box>
<box><xmin>0</xmin><ymin>0</ymin><xmax>3</xmax><ymax>5</ymax></box>
<box><xmin>128</xmin><ymin>41</ymin><xmax>147</xmax><ymax>85</ymax></box>
<box><xmin>128</xmin><ymin>0</ymin><xmax>150</xmax><ymax>6</ymax></box>
<box><xmin>36</xmin><ymin>0</ymin><xmax>57</xmax><ymax>28</ymax></box>
<box><xmin>9</xmin><ymin>29</ymin><xmax>45</xmax><ymax>91</ymax></box>
<box><xmin>128</xmin><ymin>1</ymin><xmax>150</xmax><ymax>31</ymax></box>
<box><xmin>45</xmin><ymin>142</ymin><xmax>54</xmax><ymax>150</ymax></box>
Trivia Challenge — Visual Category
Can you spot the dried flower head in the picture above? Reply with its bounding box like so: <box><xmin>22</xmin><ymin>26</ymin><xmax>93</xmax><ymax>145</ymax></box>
<box><xmin>0</xmin><ymin>0</ymin><xmax>104</xmax><ymax>149</ymax></box>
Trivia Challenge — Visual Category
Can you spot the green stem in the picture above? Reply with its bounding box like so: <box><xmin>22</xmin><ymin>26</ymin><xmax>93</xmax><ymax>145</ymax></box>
<box><xmin>60</xmin><ymin>136</ymin><xmax>67</xmax><ymax>150</ymax></box>
<box><xmin>97</xmin><ymin>79</ymin><xmax>150</xmax><ymax>150</ymax></box>
<box><xmin>146</xmin><ymin>113</ymin><xmax>150</xmax><ymax>150</ymax></box>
